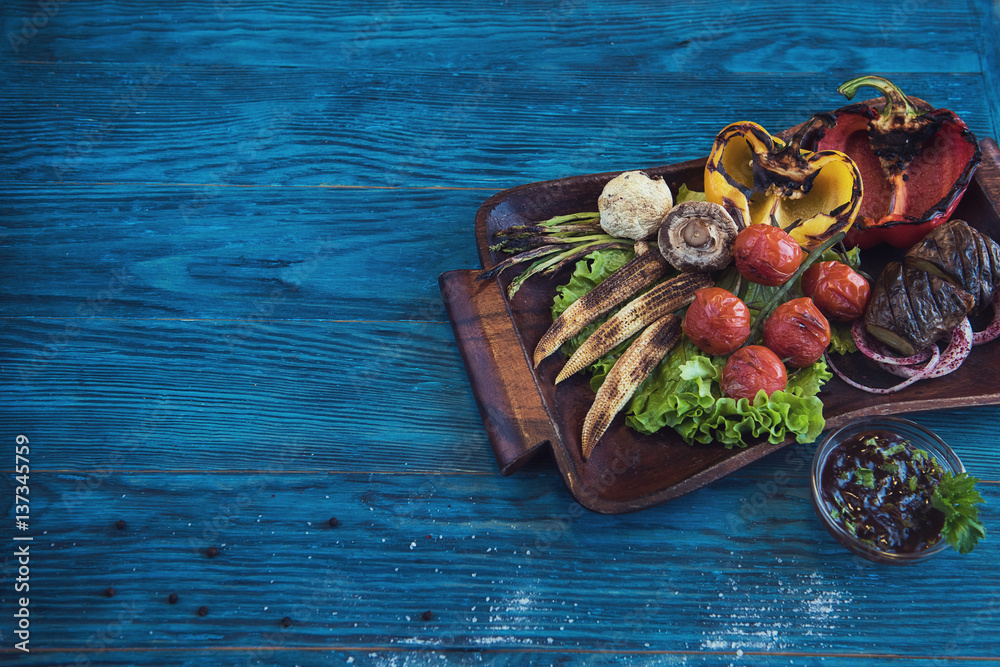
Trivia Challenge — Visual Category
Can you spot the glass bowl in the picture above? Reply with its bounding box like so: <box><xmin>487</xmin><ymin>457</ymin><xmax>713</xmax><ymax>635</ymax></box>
<box><xmin>810</xmin><ymin>416</ymin><xmax>965</xmax><ymax>565</ymax></box>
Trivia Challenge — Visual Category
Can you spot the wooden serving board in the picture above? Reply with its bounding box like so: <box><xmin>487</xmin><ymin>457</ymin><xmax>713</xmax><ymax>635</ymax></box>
<box><xmin>440</xmin><ymin>139</ymin><xmax>1000</xmax><ymax>514</ymax></box>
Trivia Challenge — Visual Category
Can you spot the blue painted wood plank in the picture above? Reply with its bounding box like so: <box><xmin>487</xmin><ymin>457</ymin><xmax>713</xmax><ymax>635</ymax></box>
<box><xmin>4</xmin><ymin>650</ymin><xmax>986</xmax><ymax>666</ymax></box>
<box><xmin>3</xmin><ymin>1</ymin><xmax>1000</xmax><ymax>663</ymax></box>
<box><xmin>0</xmin><ymin>0</ymin><xmax>986</xmax><ymax>75</ymax></box>
<box><xmin>1</xmin><ymin>67</ymin><xmax>995</xmax><ymax>186</ymax></box>
<box><xmin>1</xmin><ymin>472</ymin><xmax>997</xmax><ymax>660</ymax></box>
<box><xmin>0</xmin><ymin>318</ymin><xmax>495</xmax><ymax>473</ymax></box>
<box><xmin>0</xmin><ymin>185</ymin><xmax>483</xmax><ymax>319</ymax></box>
<box><xmin>979</xmin><ymin>0</ymin><xmax>1000</xmax><ymax>136</ymax></box>
<box><xmin>3</xmin><ymin>315</ymin><xmax>1000</xmax><ymax>480</ymax></box>
<box><xmin>0</xmin><ymin>650</ymin><xmax>988</xmax><ymax>667</ymax></box>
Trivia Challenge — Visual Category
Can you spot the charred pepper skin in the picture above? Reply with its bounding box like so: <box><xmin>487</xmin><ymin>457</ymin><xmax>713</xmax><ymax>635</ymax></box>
<box><xmin>815</xmin><ymin>75</ymin><xmax>981</xmax><ymax>250</ymax></box>
<box><xmin>704</xmin><ymin>117</ymin><xmax>863</xmax><ymax>252</ymax></box>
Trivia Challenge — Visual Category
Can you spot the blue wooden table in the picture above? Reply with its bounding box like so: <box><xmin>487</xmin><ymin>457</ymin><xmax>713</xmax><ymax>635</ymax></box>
<box><xmin>2</xmin><ymin>1</ymin><xmax>999</xmax><ymax>664</ymax></box>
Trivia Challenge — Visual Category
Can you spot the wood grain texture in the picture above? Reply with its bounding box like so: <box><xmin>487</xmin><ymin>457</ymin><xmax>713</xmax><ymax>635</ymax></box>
<box><xmin>0</xmin><ymin>472</ymin><xmax>997</xmax><ymax>660</ymax></box>
<box><xmin>458</xmin><ymin>143</ymin><xmax>1000</xmax><ymax>511</ymax></box>
<box><xmin>2</xmin><ymin>652</ymin><xmax>995</xmax><ymax>667</ymax></box>
<box><xmin>440</xmin><ymin>270</ymin><xmax>556</xmax><ymax>475</ymax></box>
<box><xmin>0</xmin><ymin>184</ymin><xmax>482</xmax><ymax>319</ymax></box>
<box><xmin>1</xmin><ymin>67</ymin><xmax>995</xmax><ymax>187</ymax></box>
<box><xmin>980</xmin><ymin>0</ymin><xmax>1000</xmax><ymax>137</ymax></box>
<box><xmin>0</xmin><ymin>317</ymin><xmax>496</xmax><ymax>473</ymax></box>
<box><xmin>0</xmin><ymin>0</ymin><xmax>987</xmax><ymax>74</ymax></box>
<box><xmin>3</xmin><ymin>0</ymin><xmax>1000</xmax><ymax>661</ymax></box>
<box><xmin>4</xmin><ymin>314</ymin><xmax>999</xmax><ymax>479</ymax></box>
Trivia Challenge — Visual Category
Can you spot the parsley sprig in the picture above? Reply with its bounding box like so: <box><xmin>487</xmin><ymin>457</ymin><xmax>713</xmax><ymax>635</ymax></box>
<box><xmin>931</xmin><ymin>471</ymin><xmax>987</xmax><ymax>555</ymax></box>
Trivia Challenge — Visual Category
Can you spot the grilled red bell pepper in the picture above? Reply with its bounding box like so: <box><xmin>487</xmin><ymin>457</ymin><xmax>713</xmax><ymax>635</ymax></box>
<box><xmin>814</xmin><ymin>75</ymin><xmax>981</xmax><ymax>249</ymax></box>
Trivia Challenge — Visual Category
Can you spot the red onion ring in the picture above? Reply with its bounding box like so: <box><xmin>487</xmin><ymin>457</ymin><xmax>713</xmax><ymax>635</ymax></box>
<box><xmin>873</xmin><ymin>318</ymin><xmax>972</xmax><ymax>379</ymax></box>
<box><xmin>973</xmin><ymin>290</ymin><xmax>1000</xmax><ymax>345</ymax></box>
<box><xmin>850</xmin><ymin>319</ymin><xmax>933</xmax><ymax>366</ymax></box>
<box><xmin>925</xmin><ymin>318</ymin><xmax>973</xmax><ymax>378</ymax></box>
<box><xmin>826</xmin><ymin>345</ymin><xmax>941</xmax><ymax>394</ymax></box>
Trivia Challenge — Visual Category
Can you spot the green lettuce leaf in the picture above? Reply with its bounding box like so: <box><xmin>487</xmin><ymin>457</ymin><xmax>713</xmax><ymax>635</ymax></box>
<box><xmin>551</xmin><ymin>248</ymin><xmax>634</xmax><ymax>316</ymax></box>
<box><xmin>625</xmin><ymin>338</ymin><xmax>830</xmax><ymax>448</ymax></box>
<box><xmin>675</xmin><ymin>185</ymin><xmax>707</xmax><ymax>203</ymax></box>
<box><xmin>828</xmin><ymin>321</ymin><xmax>857</xmax><ymax>355</ymax></box>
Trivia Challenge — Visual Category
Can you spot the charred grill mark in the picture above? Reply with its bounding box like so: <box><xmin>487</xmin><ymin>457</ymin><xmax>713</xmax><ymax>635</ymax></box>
<box><xmin>871</xmin><ymin>117</ymin><xmax>944</xmax><ymax>172</ymax></box>
<box><xmin>783</xmin><ymin>218</ymin><xmax>804</xmax><ymax>233</ymax></box>
<box><xmin>905</xmin><ymin>220</ymin><xmax>1000</xmax><ymax>313</ymax></box>
<box><xmin>721</xmin><ymin>197</ymin><xmax>747</xmax><ymax>229</ymax></box>
<box><xmin>752</xmin><ymin>159</ymin><xmax>820</xmax><ymax>197</ymax></box>
<box><xmin>533</xmin><ymin>251</ymin><xmax>670</xmax><ymax>366</ymax></box>
<box><xmin>580</xmin><ymin>314</ymin><xmax>682</xmax><ymax>459</ymax></box>
<box><xmin>710</xmin><ymin>149</ymin><xmax>754</xmax><ymax>200</ymax></box>
<box><xmin>554</xmin><ymin>273</ymin><xmax>709</xmax><ymax>383</ymax></box>
<box><xmin>871</xmin><ymin>262</ymin><xmax>974</xmax><ymax>353</ymax></box>
<box><xmin>745</xmin><ymin>124</ymin><xmax>777</xmax><ymax>148</ymax></box>
<box><xmin>828</xmin><ymin>201</ymin><xmax>851</xmax><ymax>218</ymax></box>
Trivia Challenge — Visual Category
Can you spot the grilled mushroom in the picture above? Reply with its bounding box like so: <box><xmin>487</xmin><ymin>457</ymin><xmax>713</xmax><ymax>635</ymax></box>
<box><xmin>657</xmin><ymin>201</ymin><xmax>739</xmax><ymax>273</ymax></box>
<box><xmin>598</xmin><ymin>171</ymin><xmax>674</xmax><ymax>241</ymax></box>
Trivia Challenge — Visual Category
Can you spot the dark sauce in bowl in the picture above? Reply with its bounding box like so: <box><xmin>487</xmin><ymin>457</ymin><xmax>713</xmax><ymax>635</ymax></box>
<box><xmin>820</xmin><ymin>430</ymin><xmax>946</xmax><ymax>554</ymax></box>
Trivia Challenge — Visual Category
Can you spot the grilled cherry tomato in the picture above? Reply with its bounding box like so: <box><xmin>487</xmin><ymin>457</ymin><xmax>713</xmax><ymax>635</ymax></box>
<box><xmin>762</xmin><ymin>297</ymin><xmax>831</xmax><ymax>368</ymax></box>
<box><xmin>733</xmin><ymin>224</ymin><xmax>803</xmax><ymax>286</ymax></box>
<box><xmin>801</xmin><ymin>261</ymin><xmax>871</xmax><ymax>322</ymax></box>
<box><xmin>720</xmin><ymin>345</ymin><xmax>788</xmax><ymax>400</ymax></box>
<box><xmin>683</xmin><ymin>287</ymin><xmax>751</xmax><ymax>355</ymax></box>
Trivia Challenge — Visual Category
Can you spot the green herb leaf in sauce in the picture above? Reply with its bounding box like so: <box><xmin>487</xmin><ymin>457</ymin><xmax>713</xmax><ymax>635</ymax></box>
<box><xmin>931</xmin><ymin>471</ymin><xmax>987</xmax><ymax>555</ymax></box>
<box><xmin>854</xmin><ymin>468</ymin><xmax>875</xmax><ymax>489</ymax></box>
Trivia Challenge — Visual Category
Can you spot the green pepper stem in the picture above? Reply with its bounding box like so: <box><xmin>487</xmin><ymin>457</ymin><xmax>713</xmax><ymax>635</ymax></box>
<box><xmin>837</xmin><ymin>75</ymin><xmax>922</xmax><ymax>122</ymax></box>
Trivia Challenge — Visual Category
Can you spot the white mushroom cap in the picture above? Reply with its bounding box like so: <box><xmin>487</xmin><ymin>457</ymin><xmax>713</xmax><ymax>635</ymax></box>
<box><xmin>598</xmin><ymin>171</ymin><xmax>673</xmax><ymax>241</ymax></box>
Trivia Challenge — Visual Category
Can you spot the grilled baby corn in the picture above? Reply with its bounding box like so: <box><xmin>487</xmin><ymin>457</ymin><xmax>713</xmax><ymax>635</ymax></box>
<box><xmin>554</xmin><ymin>272</ymin><xmax>711</xmax><ymax>383</ymax></box>
<box><xmin>581</xmin><ymin>314</ymin><xmax>682</xmax><ymax>459</ymax></box>
<box><xmin>533</xmin><ymin>251</ymin><xmax>670</xmax><ymax>367</ymax></box>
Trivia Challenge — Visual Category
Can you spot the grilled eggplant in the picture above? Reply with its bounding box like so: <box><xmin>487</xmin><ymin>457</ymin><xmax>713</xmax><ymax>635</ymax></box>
<box><xmin>864</xmin><ymin>262</ymin><xmax>974</xmax><ymax>356</ymax></box>
<box><xmin>904</xmin><ymin>219</ymin><xmax>1000</xmax><ymax>314</ymax></box>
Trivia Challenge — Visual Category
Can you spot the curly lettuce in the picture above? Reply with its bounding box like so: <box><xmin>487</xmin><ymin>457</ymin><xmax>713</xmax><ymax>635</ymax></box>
<box><xmin>626</xmin><ymin>338</ymin><xmax>831</xmax><ymax>447</ymax></box>
<box><xmin>552</xmin><ymin>249</ymin><xmax>831</xmax><ymax>449</ymax></box>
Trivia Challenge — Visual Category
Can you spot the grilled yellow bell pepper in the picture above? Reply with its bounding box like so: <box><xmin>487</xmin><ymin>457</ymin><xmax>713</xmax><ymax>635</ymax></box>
<box><xmin>704</xmin><ymin>117</ymin><xmax>863</xmax><ymax>251</ymax></box>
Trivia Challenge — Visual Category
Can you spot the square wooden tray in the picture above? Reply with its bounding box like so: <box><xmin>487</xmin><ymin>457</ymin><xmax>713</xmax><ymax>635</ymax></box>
<box><xmin>440</xmin><ymin>139</ymin><xmax>1000</xmax><ymax>514</ymax></box>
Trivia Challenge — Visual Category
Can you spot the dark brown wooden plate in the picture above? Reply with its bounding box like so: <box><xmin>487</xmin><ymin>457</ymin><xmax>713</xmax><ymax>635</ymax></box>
<box><xmin>439</xmin><ymin>139</ymin><xmax>1000</xmax><ymax>514</ymax></box>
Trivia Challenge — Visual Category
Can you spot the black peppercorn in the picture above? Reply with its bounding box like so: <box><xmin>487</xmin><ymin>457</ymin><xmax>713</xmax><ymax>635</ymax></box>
<box><xmin>328</xmin><ymin>517</ymin><xmax>340</xmax><ymax>528</ymax></box>
<box><xmin>104</xmin><ymin>587</ymin><xmax>115</xmax><ymax>598</ymax></box>
<box><xmin>421</xmin><ymin>610</ymin><xmax>433</xmax><ymax>621</ymax></box>
<box><xmin>280</xmin><ymin>616</ymin><xmax>292</xmax><ymax>628</ymax></box>
<box><xmin>115</xmin><ymin>520</ymin><xmax>126</xmax><ymax>530</ymax></box>
<box><xmin>168</xmin><ymin>593</ymin><xmax>178</xmax><ymax>604</ymax></box>
<box><xmin>197</xmin><ymin>606</ymin><xmax>209</xmax><ymax>617</ymax></box>
<box><xmin>206</xmin><ymin>546</ymin><xmax>219</xmax><ymax>558</ymax></box>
